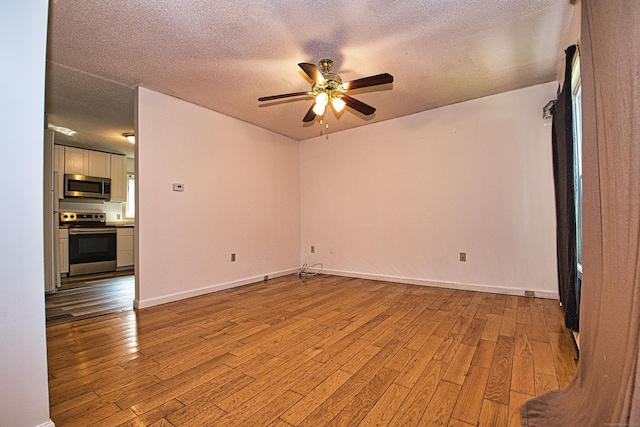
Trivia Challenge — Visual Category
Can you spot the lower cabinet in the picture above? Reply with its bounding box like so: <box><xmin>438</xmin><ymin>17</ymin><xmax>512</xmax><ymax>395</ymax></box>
<box><xmin>117</xmin><ymin>227</ymin><xmax>134</xmax><ymax>268</ymax></box>
<box><xmin>59</xmin><ymin>228</ymin><xmax>69</xmax><ymax>274</ymax></box>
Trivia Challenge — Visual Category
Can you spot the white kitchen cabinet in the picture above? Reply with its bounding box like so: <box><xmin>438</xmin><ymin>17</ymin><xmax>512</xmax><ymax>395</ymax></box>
<box><xmin>64</xmin><ymin>146</ymin><xmax>89</xmax><ymax>175</ymax></box>
<box><xmin>88</xmin><ymin>150</ymin><xmax>111</xmax><ymax>178</ymax></box>
<box><xmin>117</xmin><ymin>227</ymin><xmax>134</xmax><ymax>268</ymax></box>
<box><xmin>59</xmin><ymin>228</ymin><xmax>69</xmax><ymax>274</ymax></box>
<box><xmin>54</xmin><ymin>144</ymin><xmax>65</xmax><ymax>198</ymax></box>
<box><xmin>110</xmin><ymin>154</ymin><xmax>127</xmax><ymax>202</ymax></box>
<box><xmin>64</xmin><ymin>146</ymin><xmax>111</xmax><ymax>178</ymax></box>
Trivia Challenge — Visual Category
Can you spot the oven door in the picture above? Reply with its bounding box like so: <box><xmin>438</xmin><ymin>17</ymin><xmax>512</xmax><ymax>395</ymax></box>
<box><xmin>68</xmin><ymin>227</ymin><xmax>117</xmax><ymax>276</ymax></box>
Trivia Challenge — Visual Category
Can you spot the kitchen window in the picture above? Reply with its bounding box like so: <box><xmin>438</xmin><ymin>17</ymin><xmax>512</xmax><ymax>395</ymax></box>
<box><xmin>125</xmin><ymin>173</ymin><xmax>135</xmax><ymax>218</ymax></box>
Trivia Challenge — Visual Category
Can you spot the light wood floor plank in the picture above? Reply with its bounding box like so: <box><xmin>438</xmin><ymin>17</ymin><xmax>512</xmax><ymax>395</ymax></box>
<box><xmin>297</xmin><ymin>339</ymin><xmax>404</xmax><ymax>427</ymax></box>
<box><xmin>471</xmin><ymin>339</ymin><xmax>496</xmax><ymax>369</ymax></box>
<box><xmin>532</xmin><ymin>340</ymin><xmax>557</xmax><ymax>377</ymax></box>
<box><xmin>449</xmin><ymin>418</ymin><xmax>478</xmax><ymax>427</ymax></box>
<box><xmin>461</xmin><ymin>317</ymin><xmax>487</xmax><ymax>347</ymax></box>
<box><xmin>419</xmin><ymin>380</ymin><xmax>461</xmax><ymax>426</ymax></box>
<box><xmin>508</xmin><ymin>390</ymin><xmax>534</xmax><ymax>427</ymax></box>
<box><xmin>281</xmin><ymin>369</ymin><xmax>352</xmax><ymax>425</ymax></box>
<box><xmin>46</xmin><ymin>274</ymin><xmax>578</xmax><ymax>426</ymax></box>
<box><xmin>118</xmin><ymin>399</ymin><xmax>185</xmax><ymax>427</ymax></box>
<box><xmin>166</xmin><ymin>374</ymin><xmax>253</xmax><ymax>425</ymax></box>
<box><xmin>451</xmin><ymin>364</ymin><xmax>490</xmax><ymax>425</ymax></box>
<box><xmin>481</xmin><ymin>313</ymin><xmax>503</xmax><ymax>342</ymax></box>
<box><xmin>530</xmin><ymin>302</ymin><xmax>550</xmax><ymax>343</ymax></box>
<box><xmin>534</xmin><ymin>372</ymin><xmax>559</xmax><ymax>395</ymax></box>
<box><xmin>359</xmin><ymin>383</ymin><xmax>411</xmax><ymax>426</ymax></box>
<box><xmin>479</xmin><ymin>398</ymin><xmax>509</xmax><ymax>426</ymax></box>
<box><xmin>484</xmin><ymin>335</ymin><xmax>515</xmax><ymax>405</ymax></box>
<box><xmin>328</xmin><ymin>367</ymin><xmax>398</xmax><ymax>426</ymax></box>
<box><xmin>389</xmin><ymin>359</ymin><xmax>445</xmax><ymax>425</ymax></box>
<box><xmin>549</xmin><ymin>331</ymin><xmax>579</xmax><ymax>388</ymax></box>
<box><xmin>499</xmin><ymin>307</ymin><xmax>518</xmax><ymax>337</ymax></box>
<box><xmin>511</xmin><ymin>355</ymin><xmax>535</xmax><ymax>396</ymax></box>
<box><xmin>394</xmin><ymin>334</ymin><xmax>444</xmax><ymax>389</ymax></box>
<box><xmin>442</xmin><ymin>343</ymin><xmax>477</xmax><ymax>385</ymax></box>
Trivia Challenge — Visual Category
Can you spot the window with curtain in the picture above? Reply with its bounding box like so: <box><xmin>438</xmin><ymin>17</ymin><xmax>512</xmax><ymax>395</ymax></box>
<box><xmin>551</xmin><ymin>44</ymin><xmax>579</xmax><ymax>331</ymax></box>
<box><xmin>571</xmin><ymin>54</ymin><xmax>582</xmax><ymax>320</ymax></box>
<box><xmin>571</xmin><ymin>56</ymin><xmax>582</xmax><ymax>271</ymax></box>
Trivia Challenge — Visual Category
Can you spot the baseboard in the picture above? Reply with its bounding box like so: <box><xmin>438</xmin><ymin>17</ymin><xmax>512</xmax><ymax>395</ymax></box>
<box><xmin>133</xmin><ymin>268</ymin><xmax>299</xmax><ymax>309</ymax></box>
<box><xmin>36</xmin><ymin>420</ymin><xmax>55</xmax><ymax>427</ymax></box>
<box><xmin>321</xmin><ymin>269</ymin><xmax>559</xmax><ymax>299</ymax></box>
<box><xmin>134</xmin><ymin>267</ymin><xmax>558</xmax><ymax>309</ymax></box>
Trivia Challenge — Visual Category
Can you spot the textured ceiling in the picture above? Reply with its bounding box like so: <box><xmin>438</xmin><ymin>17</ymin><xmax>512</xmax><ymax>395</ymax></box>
<box><xmin>45</xmin><ymin>0</ymin><xmax>577</xmax><ymax>158</ymax></box>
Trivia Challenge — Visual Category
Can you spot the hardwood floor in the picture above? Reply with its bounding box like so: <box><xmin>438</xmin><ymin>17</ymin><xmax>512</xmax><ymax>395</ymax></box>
<box><xmin>46</xmin><ymin>272</ymin><xmax>135</xmax><ymax>325</ymax></box>
<box><xmin>46</xmin><ymin>274</ymin><xmax>578</xmax><ymax>426</ymax></box>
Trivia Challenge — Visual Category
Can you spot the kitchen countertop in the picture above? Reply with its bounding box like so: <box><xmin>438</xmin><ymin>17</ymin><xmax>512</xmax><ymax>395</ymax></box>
<box><xmin>106</xmin><ymin>221</ymin><xmax>135</xmax><ymax>227</ymax></box>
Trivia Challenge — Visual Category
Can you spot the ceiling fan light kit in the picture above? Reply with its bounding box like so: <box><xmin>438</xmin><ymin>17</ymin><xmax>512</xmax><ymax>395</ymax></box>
<box><xmin>312</xmin><ymin>92</ymin><xmax>329</xmax><ymax>115</ymax></box>
<box><xmin>259</xmin><ymin>59</ymin><xmax>393</xmax><ymax>124</ymax></box>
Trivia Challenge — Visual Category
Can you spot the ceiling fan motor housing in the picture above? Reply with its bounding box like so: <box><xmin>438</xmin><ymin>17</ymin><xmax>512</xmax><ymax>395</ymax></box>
<box><xmin>322</xmin><ymin>73</ymin><xmax>342</xmax><ymax>84</ymax></box>
<box><xmin>312</xmin><ymin>78</ymin><xmax>345</xmax><ymax>101</ymax></box>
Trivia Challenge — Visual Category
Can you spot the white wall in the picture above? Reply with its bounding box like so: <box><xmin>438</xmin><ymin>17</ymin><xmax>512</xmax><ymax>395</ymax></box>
<box><xmin>0</xmin><ymin>1</ymin><xmax>53</xmax><ymax>426</ymax></box>
<box><xmin>135</xmin><ymin>88</ymin><xmax>301</xmax><ymax>307</ymax></box>
<box><xmin>300</xmin><ymin>83</ymin><xmax>559</xmax><ymax>297</ymax></box>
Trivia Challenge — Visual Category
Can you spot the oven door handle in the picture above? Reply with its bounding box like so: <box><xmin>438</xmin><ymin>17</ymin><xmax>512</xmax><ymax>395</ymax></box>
<box><xmin>69</xmin><ymin>228</ymin><xmax>116</xmax><ymax>235</ymax></box>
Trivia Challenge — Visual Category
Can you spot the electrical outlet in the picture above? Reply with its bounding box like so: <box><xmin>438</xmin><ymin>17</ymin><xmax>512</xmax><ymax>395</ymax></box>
<box><xmin>460</xmin><ymin>252</ymin><xmax>466</xmax><ymax>262</ymax></box>
<box><xmin>525</xmin><ymin>290</ymin><xmax>535</xmax><ymax>298</ymax></box>
<box><xmin>231</xmin><ymin>253</ymin><xmax>236</xmax><ymax>262</ymax></box>
<box><xmin>311</xmin><ymin>245</ymin><xmax>315</xmax><ymax>254</ymax></box>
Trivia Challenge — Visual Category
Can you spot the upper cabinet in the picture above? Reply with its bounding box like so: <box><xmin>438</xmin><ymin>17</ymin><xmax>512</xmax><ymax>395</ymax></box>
<box><xmin>64</xmin><ymin>147</ymin><xmax>111</xmax><ymax>178</ymax></box>
<box><xmin>58</xmin><ymin>145</ymin><xmax>129</xmax><ymax>201</ymax></box>
<box><xmin>110</xmin><ymin>154</ymin><xmax>127</xmax><ymax>202</ymax></box>
<box><xmin>88</xmin><ymin>151</ymin><xmax>111</xmax><ymax>178</ymax></box>
<box><xmin>64</xmin><ymin>147</ymin><xmax>89</xmax><ymax>175</ymax></box>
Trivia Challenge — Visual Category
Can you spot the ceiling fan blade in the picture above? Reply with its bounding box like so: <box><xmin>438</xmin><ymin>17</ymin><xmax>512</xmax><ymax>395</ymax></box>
<box><xmin>299</xmin><ymin>63</ymin><xmax>326</xmax><ymax>84</ymax></box>
<box><xmin>342</xmin><ymin>95</ymin><xmax>376</xmax><ymax>115</ymax></box>
<box><xmin>344</xmin><ymin>73</ymin><xmax>394</xmax><ymax>90</ymax></box>
<box><xmin>258</xmin><ymin>91</ymin><xmax>309</xmax><ymax>102</ymax></box>
<box><xmin>302</xmin><ymin>104</ymin><xmax>316</xmax><ymax>122</ymax></box>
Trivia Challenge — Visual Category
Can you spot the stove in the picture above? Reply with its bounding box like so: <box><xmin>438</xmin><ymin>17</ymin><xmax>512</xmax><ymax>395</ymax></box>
<box><xmin>60</xmin><ymin>211</ymin><xmax>117</xmax><ymax>276</ymax></box>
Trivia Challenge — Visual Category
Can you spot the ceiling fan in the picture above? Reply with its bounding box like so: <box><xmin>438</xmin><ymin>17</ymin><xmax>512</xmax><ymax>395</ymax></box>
<box><xmin>258</xmin><ymin>59</ymin><xmax>393</xmax><ymax>122</ymax></box>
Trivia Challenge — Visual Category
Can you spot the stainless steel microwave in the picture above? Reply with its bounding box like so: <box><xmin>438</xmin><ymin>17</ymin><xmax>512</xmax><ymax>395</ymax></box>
<box><xmin>64</xmin><ymin>174</ymin><xmax>111</xmax><ymax>199</ymax></box>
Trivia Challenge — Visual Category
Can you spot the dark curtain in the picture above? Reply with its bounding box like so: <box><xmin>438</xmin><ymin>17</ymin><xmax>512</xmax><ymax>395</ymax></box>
<box><xmin>522</xmin><ymin>2</ymin><xmax>640</xmax><ymax>424</ymax></box>
<box><xmin>551</xmin><ymin>44</ymin><xmax>579</xmax><ymax>331</ymax></box>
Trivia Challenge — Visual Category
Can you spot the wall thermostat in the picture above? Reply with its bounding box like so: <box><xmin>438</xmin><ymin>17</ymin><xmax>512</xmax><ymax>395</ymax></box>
<box><xmin>173</xmin><ymin>183</ymin><xmax>184</xmax><ymax>192</ymax></box>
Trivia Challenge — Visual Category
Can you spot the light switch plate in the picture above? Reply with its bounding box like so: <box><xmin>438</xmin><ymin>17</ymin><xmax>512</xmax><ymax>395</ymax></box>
<box><xmin>173</xmin><ymin>183</ymin><xmax>184</xmax><ymax>192</ymax></box>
